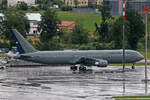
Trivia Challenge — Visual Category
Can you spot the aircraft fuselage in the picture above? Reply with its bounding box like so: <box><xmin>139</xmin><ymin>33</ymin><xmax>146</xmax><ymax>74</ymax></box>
<box><xmin>20</xmin><ymin>50</ymin><xmax>144</xmax><ymax>65</ymax></box>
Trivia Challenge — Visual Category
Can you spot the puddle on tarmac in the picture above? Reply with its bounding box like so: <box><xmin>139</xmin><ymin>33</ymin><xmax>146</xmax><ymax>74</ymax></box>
<box><xmin>0</xmin><ymin>66</ymin><xmax>149</xmax><ymax>100</ymax></box>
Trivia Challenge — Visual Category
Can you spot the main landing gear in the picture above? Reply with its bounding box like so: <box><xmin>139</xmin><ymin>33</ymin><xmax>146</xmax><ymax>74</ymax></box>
<box><xmin>70</xmin><ymin>65</ymin><xmax>78</xmax><ymax>71</ymax></box>
<box><xmin>0</xmin><ymin>65</ymin><xmax>6</xmax><ymax>70</ymax></box>
<box><xmin>70</xmin><ymin>65</ymin><xmax>87</xmax><ymax>71</ymax></box>
<box><xmin>131</xmin><ymin>63</ymin><xmax>135</xmax><ymax>69</ymax></box>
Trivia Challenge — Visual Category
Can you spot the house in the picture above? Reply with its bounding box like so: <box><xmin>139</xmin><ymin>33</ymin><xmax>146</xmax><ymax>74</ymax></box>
<box><xmin>58</xmin><ymin>21</ymin><xmax>76</xmax><ymax>32</ymax></box>
<box><xmin>25</xmin><ymin>13</ymin><xmax>41</xmax><ymax>35</ymax></box>
<box><xmin>7</xmin><ymin>0</ymin><xmax>35</xmax><ymax>7</ymax></box>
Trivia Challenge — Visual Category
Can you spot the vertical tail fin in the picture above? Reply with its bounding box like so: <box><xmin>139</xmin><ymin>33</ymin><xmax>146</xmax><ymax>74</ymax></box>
<box><xmin>11</xmin><ymin>29</ymin><xmax>37</xmax><ymax>54</ymax></box>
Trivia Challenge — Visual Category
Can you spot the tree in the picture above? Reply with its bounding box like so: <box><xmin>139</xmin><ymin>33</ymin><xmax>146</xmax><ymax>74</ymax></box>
<box><xmin>35</xmin><ymin>0</ymin><xmax>50</xmax><ymax>4</ymax></box>
<box><xmin>52</xmin><ymin>0</ymin><xmax>63</xmax><ymax>7</ymax></box>
<box><xmin>111</xmin><ymin>9</ymin><xmax>145</xmax><ymax>50</ymax></box>
<box><xmin>17</xmin><ymin>2</ymin><xmax>28</xmax><ymax>11</ymax></box>
<box><xmin>98</xmin><ymin>5</ymin><xmax>111</xmax><ymax>22</ymax></box>
<box><xmin>39</xmin><ymin>8</ymin><xmax>60</xmax><ymax>42</ymax></box>
<box><xmin>35</xmin><ymin>36</ymin><xmax>62</xmax><ymax>51</ymax></box>
<box><xmin>35</xmin><ymin>0</ymin><xmax>50</xmax><ymax>10</ymax></box>
<box><xmin>0</xmin><ymin>0</ymin><xmax>7</xmax><ymax>10</ymax></box>
<box><xmin>0</xmin><ymin>7</ymin><xmax>29</xmax><ymax>48</ymax></box>
<box><xmin>126</xmin><ymin>9</ymin><xmax>145</xmax><ymax>50</ymax></box>
<box><xmin>95</xmin><ymin>5</ymin><xmax>112</xmax><ymax>42</ymax></box>
<box><xmin>61</xmin><ymin>5</ymin><xmax>72</xmax><ymax>11</ymax></box>
<box><xmin>71</xmin><ymin>24</ymin><xmax>89</xmax><ymax>45</ymax></box>
<box><xmin>111</xmin><ymin>17</ymin><xmax>130</xmax><ymax>49</ymax></box>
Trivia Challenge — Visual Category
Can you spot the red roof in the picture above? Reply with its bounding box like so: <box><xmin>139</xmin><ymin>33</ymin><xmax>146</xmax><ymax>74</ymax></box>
<box><xmin>58</xmin><ymin>21</ymin><xmax>76</xmax><ymax>27</ymax></box>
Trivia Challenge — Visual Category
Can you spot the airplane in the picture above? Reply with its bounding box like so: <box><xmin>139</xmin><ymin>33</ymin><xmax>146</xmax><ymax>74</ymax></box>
<box><xmin>10</xmin><ymin>29</ymin><xmax>144</xmax><ymax>71</ymax></box>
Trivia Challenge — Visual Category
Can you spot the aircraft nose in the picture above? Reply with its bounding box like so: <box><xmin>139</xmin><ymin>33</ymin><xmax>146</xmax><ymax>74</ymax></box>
<box><xmin>138</xmin><ymin>53</ymin><xmax>144</xmax><ymax>61</ymax></box>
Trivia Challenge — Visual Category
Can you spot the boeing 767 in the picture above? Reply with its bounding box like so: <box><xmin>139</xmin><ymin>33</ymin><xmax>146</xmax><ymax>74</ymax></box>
<box><xmin>10</xmin><ymin>29</ymin><xmax>144</xmax><ymax>71</ymax></box>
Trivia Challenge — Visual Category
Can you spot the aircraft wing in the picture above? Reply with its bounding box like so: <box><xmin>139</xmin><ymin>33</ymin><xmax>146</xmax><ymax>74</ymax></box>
<box><xmin>72</xmin><ymin>57</ymin><xmax>108</xmax><ymax>67</ymax></box>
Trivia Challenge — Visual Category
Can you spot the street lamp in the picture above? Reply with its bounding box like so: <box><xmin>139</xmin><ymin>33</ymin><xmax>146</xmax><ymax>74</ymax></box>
<box><xmin>141</xmin><ymin>6</ymin><xmax>150</xmax><ymax>94</ymax></box>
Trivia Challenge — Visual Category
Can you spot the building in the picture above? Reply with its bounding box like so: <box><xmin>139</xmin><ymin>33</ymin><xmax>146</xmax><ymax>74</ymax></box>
<box><xmin>103</xmin><ymin>0</ymin><xmax>150</xmax><ymax>16</ymax></box>
<box><xmin>77</xmin><ymin>0</ymin><xmax>89</xmax><ymax>7</ymax></box>
<box><xmin>103</xmin><ymin>0</ymin><xmax>122</xmax><ymax>16</ymax></box>
<box><xmin>25</xmin><ymin>13</ymin><xmax>76</xmax><ymax>35</ymax></box>
<box><xmin>126</xmin><ymin>0</ymin><xmax>150</xmax><ymax>13</ymax></box>
<box><xmin>62</xmin><ymin>0</ymin><xmax>102</xmax><ymax>7</ymax></box>
<box><xmin>62</xmin><ymin>0</ymin><xmax>88</xmax><ymax>7</ymax></box>
<box><xmin>88</xmin><ymin>0</ymin><xmax>103</xmax><ymax>7</ymax></box>
<box><xmin>58</xmin><ymin>21</ymin><xmax>76</xmax><ymax>32</ymax></box>
<box><xmin>8</xmin><ymin>0</ymin><xmax>35</xmax><ymax>7</ymax></box>
<box><xmin>97</xmin><ymin>0</ymin><xmax>103</xmax><ymax>5</ymax></box>
<box><xmin>25</xmin><ymin>13</ymin><xmax>41</xmax><ymax>35</ymax></box>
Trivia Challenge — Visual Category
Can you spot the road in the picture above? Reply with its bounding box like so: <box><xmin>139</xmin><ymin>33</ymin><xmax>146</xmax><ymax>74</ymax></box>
<box><xmin>0</xmin><ymin>66</ymin><xmax>150</xmax><ymax>100</ymax></box>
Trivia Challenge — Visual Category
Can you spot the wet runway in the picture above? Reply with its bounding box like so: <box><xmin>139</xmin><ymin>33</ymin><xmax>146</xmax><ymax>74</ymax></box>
<box><xmin>0</xmin><ymin>66</ymin><xmax>150</xmax><ymax>100</ymax></box>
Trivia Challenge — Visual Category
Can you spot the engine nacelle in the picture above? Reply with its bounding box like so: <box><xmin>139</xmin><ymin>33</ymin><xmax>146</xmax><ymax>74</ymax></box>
<box><xmin>95</xmin><ymin>59</ymin><xmax>108</xmax><ymax>67</ymax></box>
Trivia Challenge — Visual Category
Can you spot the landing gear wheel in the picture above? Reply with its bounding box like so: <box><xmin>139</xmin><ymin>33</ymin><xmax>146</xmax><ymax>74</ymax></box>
<box><xmin>131</xmin><ymin>64</ymin><xmax>135</xmax><ymax>69</ymax></box>
<box><xmin>70</xmin><ymin>65</ymin><xmax>78</xmax><ymax>71</ymax></box>
<box><xmin>0</xmin><ymin>66</ymin><xmax>6</xmax><ymax>70</ymax></box>
<box><xmin>132</xmin><ymin>65</ymin><xmax>135</xmax><ymax>69</ymax></box>
<box><xmin>79</xmin><ymin>66</ymin><xmax>86</xmax><ymax>71</ymax></box>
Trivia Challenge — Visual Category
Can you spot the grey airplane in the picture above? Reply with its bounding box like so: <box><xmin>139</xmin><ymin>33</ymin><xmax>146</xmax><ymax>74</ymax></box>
<box><xmin>10</xmin><ymin>29</ymin><xmax>144</xmax><ymax>71</ymax></box>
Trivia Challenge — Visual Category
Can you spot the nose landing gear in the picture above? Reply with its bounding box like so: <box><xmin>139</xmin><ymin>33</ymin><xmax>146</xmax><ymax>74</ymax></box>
<box><xmin>131</xmin><ymin>63</ymin><xmax>135</xmax><ymax>69</ymax></box>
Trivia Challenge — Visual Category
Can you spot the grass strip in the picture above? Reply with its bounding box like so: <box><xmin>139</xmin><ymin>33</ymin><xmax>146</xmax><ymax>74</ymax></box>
<box><xmin>113</xmin><ymin>96</ymin><xmax>150</xmax><ymax>100</ymax></box>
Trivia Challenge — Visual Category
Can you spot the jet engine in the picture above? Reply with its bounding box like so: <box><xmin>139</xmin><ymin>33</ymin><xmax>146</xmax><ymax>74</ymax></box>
<box><xmin>95</xmin><ymin>59</ymin><xmax>108</xmax><ymax>67</ymax></box>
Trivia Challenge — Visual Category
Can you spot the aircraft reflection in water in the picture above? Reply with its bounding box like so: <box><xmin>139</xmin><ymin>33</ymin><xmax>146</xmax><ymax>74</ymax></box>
<box><xmin>9</xmin><ymin>29</ymin><xmax>144</xmax><ymax>71</ymax></box>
